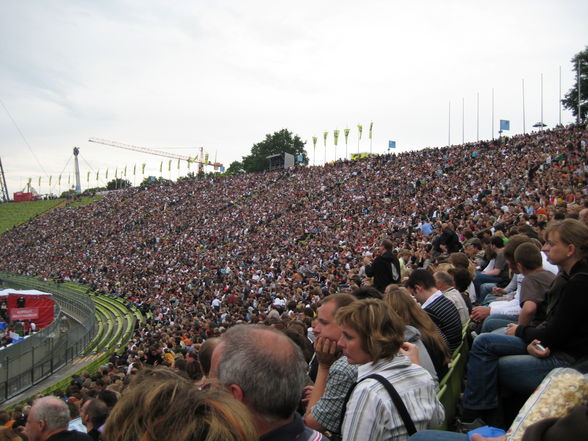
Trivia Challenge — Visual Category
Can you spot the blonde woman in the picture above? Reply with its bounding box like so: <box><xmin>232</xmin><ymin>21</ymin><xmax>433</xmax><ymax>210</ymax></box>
<box><xmin>336</xmin><ymin>299</ymin><xmax>444</xmax><ymax>441</ymax></box>
<box><xmin>103</xmin><ymin>369</ymin><xmax>257</xmax><ymax>441</ymax></box>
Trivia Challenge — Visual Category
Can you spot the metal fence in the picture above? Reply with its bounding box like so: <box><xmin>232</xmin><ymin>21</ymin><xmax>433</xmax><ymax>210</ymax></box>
<box><xmin>0</xmin><ymin>273</ymin><xmax>96</xmax><ymax>404</ymax></box>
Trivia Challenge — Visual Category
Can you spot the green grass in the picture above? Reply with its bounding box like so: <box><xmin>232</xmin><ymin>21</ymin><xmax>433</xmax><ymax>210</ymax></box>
<box><xmin>0</xmin><ymin>199</ymin><xmax>64</xmax><ymax>234</ymax></box>
<box><xmin>66</xmin><ymin>195</ymin><xmax>102</xmax><ymax>207</ymax></box>
<box><xmin>0</xmin><ymin>196</ymin><xmax>102</xmax><ymax>235</ymax></box>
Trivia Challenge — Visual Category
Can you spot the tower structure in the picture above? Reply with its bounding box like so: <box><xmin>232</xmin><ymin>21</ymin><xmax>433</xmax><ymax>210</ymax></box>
<box><xmin>73</xmin><ymin>147</ymin><xmax>81</xmax><ymax>193</ymax></box>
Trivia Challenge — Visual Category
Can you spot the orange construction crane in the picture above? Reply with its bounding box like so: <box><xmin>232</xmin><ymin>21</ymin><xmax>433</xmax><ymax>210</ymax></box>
<box><xmin>88</xmin><ymin>137</ymin><xmax>223</xmax><ymax>172</ymax></box>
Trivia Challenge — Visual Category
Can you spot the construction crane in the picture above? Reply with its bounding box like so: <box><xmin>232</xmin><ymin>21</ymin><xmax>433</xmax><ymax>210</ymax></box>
<box><xmin>88</xmin><ymin>137</ymin><xmax>223</xmax><ymax>173</ymax></box>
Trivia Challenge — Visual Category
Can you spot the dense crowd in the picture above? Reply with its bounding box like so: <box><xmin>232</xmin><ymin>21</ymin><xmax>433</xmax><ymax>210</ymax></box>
<box><xmin>1</xmin><ymin>123</ymin><xmax>587</xmax><ymax>441</ymax></box>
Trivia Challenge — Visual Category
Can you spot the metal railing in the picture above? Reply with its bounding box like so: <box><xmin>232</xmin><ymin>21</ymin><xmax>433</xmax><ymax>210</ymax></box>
<box><xmin>0</xmin><ymin>273</ymin><xmax>96</xmax><ymax>404</ymax></box>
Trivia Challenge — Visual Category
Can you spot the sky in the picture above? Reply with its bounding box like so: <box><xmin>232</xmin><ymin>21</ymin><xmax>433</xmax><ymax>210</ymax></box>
<box><xmin>0</xmin><ymin>0</ymin><xmax>587</xmax><ymax>196</ymax></box>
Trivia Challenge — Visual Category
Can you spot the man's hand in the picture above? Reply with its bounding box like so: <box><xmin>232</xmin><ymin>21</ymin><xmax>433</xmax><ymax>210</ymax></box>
<box><xmin>492</xmin><ymin>287</ymin><xmax>505</xmax><ymax>296</ymax></box>
<box><xmin>400</xmin><ymin>342</ymin><xmax>420</xmax><ymax>365</ymax></box>
<box><xmin>505</xmin><ymin>323</ymin><xmax>518</xmax><ymax>336</ymax></box>
<box><xmin>471</xmin><ymin>306</ymin><xmax>491</xmax><ymax>323</ymax></box>
<box><xmin>314</xmin><ymin>336</ymin><xmax>340</xmax><ymax>368</ymax></box>
<box><xmin>302</xmin><ymin>385</ymin><xmax>313</xmax><ymax>403</ymax></box>
<box><xmin>527</xmin><ymin>339</ymin><xmax>551</xmax><ymax>358</ymax></box>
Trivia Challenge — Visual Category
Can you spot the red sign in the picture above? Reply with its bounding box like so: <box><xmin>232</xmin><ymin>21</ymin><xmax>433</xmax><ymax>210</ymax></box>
<box><xmin>9</xmin><ymin>308</ymin><xmax>39</xmax><ymax>320</ymax></box>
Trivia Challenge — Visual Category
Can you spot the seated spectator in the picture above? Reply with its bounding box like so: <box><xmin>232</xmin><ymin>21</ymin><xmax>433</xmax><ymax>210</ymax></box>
<box><xmin>304</xmin><ymin>293</ymin><xmax>357</xmax><ymax>434</ymax></box>
<box><xmin>406</xmin><ymin>269</ymin><xmax>462</xmax><ymax>353</ymax></box>
<box><xmin>80</xmin><ymin>399</ymin><xmax>108</xmax><ymax>441</ymax></box>
<box><xmin>336</xmin><ymin>298</ymin><xmax>444</xmax><ymax>441</ymax></box>
<box><xmin>385</xmin><ymin>286</ymin><xmax>450</xmax><ymax>379</ymax></box>
<box><xmin>212</xmin><ymin>325</ymin><xmax>328</xmax><ymax>441</ymax></box>
<box><xmin>473</xmin><ymin>236</ymin><xmax>510</xmax><ymax>303</ymax></box>
<box><xmin>460</xmin><ymin>219</ymin><xmax>588</xmax><ymax>428</ymax></box>
<box><xmin>433</xmin><ymin>271</ymin><xmax>470</xmax><ymax>325</ymax></box>
<box><xmin>103</xmin><ymin>369</ymin><xmax>256</xmax><ymax>441</ymax></box>
<box><xmin>24</xmin><ymin>396</ymin><xmax>93</xmax><ymax>441</ymax></box>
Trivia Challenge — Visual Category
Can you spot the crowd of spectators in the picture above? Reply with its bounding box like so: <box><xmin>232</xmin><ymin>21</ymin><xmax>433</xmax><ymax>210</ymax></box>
<box><xmin>0</xmin><ymin>123</ymin><xmax>587</xmax><ymax>440</ymax></box>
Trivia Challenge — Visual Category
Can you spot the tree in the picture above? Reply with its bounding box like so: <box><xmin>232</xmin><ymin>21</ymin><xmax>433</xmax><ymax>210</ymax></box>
<box><xmin>106</xmin><ymin>178</ymin><xmax>132</xmax><ymax>190</ymax></box>
<box><xmin>177</xmin><ymin>172</ymin><xmax>197</xmax><ymax>182</ymax></box>
<box><xmin>139</xmin><ymin>176</ymin><xmax>172</xmax><ymax>187</ymax></box>
<box><xmin>562</xmin><ymin>46</ymin><xmax>588</xmax><ymax>123</ymax></box>
<box><xmin>225</xmin><ymin>161</ymin><xmax>245</xmax><ymax>175</ymax></box>
<box><xmin>240</xmin><ymin>129</ymin><xmax>308</xmax><ymax>173</ymax></box>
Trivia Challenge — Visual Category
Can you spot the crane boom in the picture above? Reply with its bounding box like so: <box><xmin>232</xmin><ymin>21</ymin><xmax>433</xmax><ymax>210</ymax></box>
<box><xmin>88</xmin><ymin>137</ymin><xmax>223</xmax><ymax>168</ymax></box>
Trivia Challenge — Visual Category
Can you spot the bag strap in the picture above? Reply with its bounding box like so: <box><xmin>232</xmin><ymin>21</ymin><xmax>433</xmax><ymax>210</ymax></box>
<box><xmin>338</xmin><ymin>373</ymin><xmax>417</xmax><ymax>437</ymax></box>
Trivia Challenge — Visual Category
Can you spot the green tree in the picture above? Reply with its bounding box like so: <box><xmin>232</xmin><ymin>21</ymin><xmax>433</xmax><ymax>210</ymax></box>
<box><xmin>177</xmin><ymin>172</ymin><xmax>197</xmax><ymax>182</ymax></box>
<box><xmin>241</xmin><ymin>129</ymin><xmax>308</xmax><ymax>173</ymax></box>
<box><xmin>106</xmin><ymin>178</ymin><xmax>132</xmax><ymax>190</ymax></box>
<box><xmin>562</xmin><ymin>46</ymin><xmax>588</xmax><ymax>122</ymax></box>
<box><xmin>225</xmin><ymin>161</ymin><xmax>245</xmax><ymax>175</ymax></box>
<box><xmin>139</xmin><ymin>176</ymin><xmax>172</xmax><ymax>187</ymax></box>
<box><xmin>60</xmin><ymin>189</ymin><xmax>78</xmax><ymax>198</ymax></box>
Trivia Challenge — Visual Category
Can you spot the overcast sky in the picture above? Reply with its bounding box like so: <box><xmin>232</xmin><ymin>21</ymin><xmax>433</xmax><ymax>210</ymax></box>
<box><xmin>1</xmin><ymin>0</ymin><xmax>586</xmax><ymax>195</ymax></box>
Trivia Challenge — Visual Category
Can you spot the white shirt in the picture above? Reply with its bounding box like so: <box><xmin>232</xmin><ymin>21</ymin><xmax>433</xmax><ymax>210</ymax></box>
<box><xmin>342</xmin><ymin>355</ymin><xmax>444</xmax><ymax>441</ymax></box>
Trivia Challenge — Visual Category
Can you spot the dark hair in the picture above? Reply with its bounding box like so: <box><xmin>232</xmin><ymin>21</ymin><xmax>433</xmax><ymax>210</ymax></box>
<box><xmin>448</xmin><ymin>268</ymin><xmax>472</xmax><ymax>292</ymax></box>
<box><xmin>351</xmin><ymin>286</ymin><xmax>383</xmax><ymax>300</ymax></box>
<box><xmin>199</xmin><ymin>338</ymin><xmax>221</xmax><ymax>377</ymax></box>
<box><xmin>382</xmin><ymin>239</ymin><xmax>394</xmax><ymax>251</ymax></box>
<box><xmin>490</xmin><ymin>236</ymin><xmax>505</xmax><ymax>249</ymax></box>
<box><xmin>319</xmin><ymin>293</ymin><xmax>356</xmax><ymax>312</ymax></box>
<box><xmin>503</xmin><ymin>234</ymin><xmax>532</xmax><ymax>263</ymax></box>
<box><xmin>406</xmin><ymin>269</ymin><xmax>436</xmax><ymax>291</ymax></box>
<box><xmin>514</xmin><ymin>242</ymin><xmax>542</xmax><ymax>270</ymax></box>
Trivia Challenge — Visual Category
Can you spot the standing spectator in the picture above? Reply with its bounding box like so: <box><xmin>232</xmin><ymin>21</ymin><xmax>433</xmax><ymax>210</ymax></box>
<box><xmin>363</xmin><ymin>239</ymin><xmax>401</xmax><ymax>292</ymax></box>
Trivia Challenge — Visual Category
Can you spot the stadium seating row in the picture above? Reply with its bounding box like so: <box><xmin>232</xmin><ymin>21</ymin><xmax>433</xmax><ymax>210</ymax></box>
<box><xmin>436</xmin><ymin>320</ymin><xmax>471</xmax><ymax>429</ymax></box>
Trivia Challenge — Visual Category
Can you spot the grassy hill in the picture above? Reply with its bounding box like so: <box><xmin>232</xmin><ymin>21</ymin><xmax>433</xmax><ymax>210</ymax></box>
<box><xmin>0</xmin><ymin>196</ymin><xmax>101</xmax><ymax>235</ymax></box>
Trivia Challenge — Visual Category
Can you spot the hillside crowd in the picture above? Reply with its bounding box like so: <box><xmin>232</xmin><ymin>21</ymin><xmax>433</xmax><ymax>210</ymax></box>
<box><xmin>1</xmin><ymin>123</ymin><xmax>587</xmax><ymax>441</ymax></box>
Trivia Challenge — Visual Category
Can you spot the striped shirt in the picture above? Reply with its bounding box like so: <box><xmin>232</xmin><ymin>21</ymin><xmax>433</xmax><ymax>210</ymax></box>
<box><xmin>423</xmin><ymin>291</ymin><xmax>462</xmax><ymax>352</ymax></box>
<box><xmin>341</xmin><ymin>355</ymin><xmax>444</xmax><ymax>441</ymax></box>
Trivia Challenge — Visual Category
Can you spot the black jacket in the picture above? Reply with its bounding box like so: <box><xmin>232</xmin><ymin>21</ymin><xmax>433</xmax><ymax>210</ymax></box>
<box><xmin>365</xmin><ymin>251</ymin><xmax>401</xmax><ymax>292</ymax></box>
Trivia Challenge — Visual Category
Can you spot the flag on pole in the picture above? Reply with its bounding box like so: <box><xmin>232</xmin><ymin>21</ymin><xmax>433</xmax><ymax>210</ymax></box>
<box><xmin>177</xmin><ymin>159</ymin><xmax>180</xmax><ymax>170</ymax></box>
<box><xmin>133</xmin><ymin>164</ymin><xmax>136</xmax><ymax>176</ymax></box>
<box><xmin>38</xmin><ymin>177</ymin><xmax>41</xmax><ymax>187</ymax></box>
<box><xmin>369</xmin><ymin>122</ymin><xmax>373</xmax><ymax>139</ymax></box>
<box><xmin>358</xmin><ymin>124</ymin><xmax>363</xmax><ymax>140</ymax></box>
<box><xmin>187</xmin><ymin>159</ymin><xmax>191</xmax><ymax>169</ymax></box>
<box><xmin>500</xmin><ymin>120</ymin><xmax>510</xmax><ymax>131</ymax></box>
<box><xmin>160</xmin><ymin>161</ymin><xmax>163</xmax><ymax>173</ymax></box>
<box><xmin>115</xmin><ymin>168</ymin><xmax>118</xmax><ymax>179</ymax></box>
<box><xmin>323</xmin><ymin>132</ymin><xmax>328</xmax><ymax>146</ymax></box>
<box><xmin>124</xmin><ymin>166</ymin><xmax>127</xmax><ymax>177</ymax></box>
<box><xmin>68</xmin><ymin>175</ymin><xmax>71</xmax><ymax>185</ymax></box>
<box><xmin>312</xmin><ymin>136</ymin><xmax>318</xmax><ymax>149</ymax></box>
<box><xmin>333</xmin><ymin>129</ymin><xmax>340</xmax><ymax>146</ymax></box>
<box><xmin>168</xmin><ymin>159</ymin><xmax>172</xmax><ymax>171</ymax></box>
<box><xmin>106</xmin><ymin>169</ymin><xmax>109</xmax><ymax>180</ymax></box>
<box><xmin>87</xmin><ymin>171</ymin><xmax>90</xmax><ymax>183</ymax></box>
<box><xmin>388</xmin><ymin>141</ymin><xmax>396</xmax><ymax>149</ymax></box>
<box><xmin>142</xmin><ymin>163</ymin><xmax>146</xmax><ymax>175</ymax></box>
<box><xmin>205</xmin><ymin>153</ymin><xmax>209</xmax><ymax>164</ymax></box>
<box><xmin>344</xmin><ymin>128</ymin><xmax>350</xmax><ymax>145</ymax></box>
<box><xmin>96</xmin><ymin>170</ymin><xmax>99</xmax><ymax>181</ymax></box>
<box><xmin>58</xmin><ymin>175</ymin><xmax>62</xmax><ymax>185</ymax></box>
<box><xmin>49</xmin><ymin>176</ymin><xmax>52</xmax><ymax>186</ymax></box>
